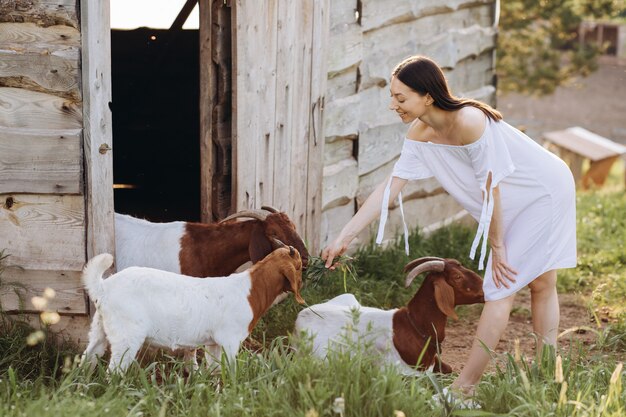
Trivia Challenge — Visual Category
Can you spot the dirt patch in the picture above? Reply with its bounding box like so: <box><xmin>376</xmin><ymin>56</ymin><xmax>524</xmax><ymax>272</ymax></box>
<box><xmin>441</xmin><ymin>290</ymin><xmax>598</xmax><ymax>373</ymax></box>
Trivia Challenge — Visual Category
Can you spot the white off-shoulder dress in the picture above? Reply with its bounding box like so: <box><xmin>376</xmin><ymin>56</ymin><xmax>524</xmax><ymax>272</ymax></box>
<box><xmin>377</xmin><ymin>118</ymin><xmax>577</xmax><ymax>301</ymax></box>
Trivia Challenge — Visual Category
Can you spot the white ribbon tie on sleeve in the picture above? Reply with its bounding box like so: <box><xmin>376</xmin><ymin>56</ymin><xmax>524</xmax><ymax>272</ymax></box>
<box><xmin>376</xmin><ymin>177</ymin><xmax>410</xmax><ymax>255</ymax></box>
<box><xmin>469</xmin><ymin>181</ymin><xmax>496</xmax><ymax>270</ymax></box>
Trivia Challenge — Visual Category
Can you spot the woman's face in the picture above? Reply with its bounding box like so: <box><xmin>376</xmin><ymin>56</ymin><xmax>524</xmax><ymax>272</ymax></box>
<box><xmin>389</xmin><ymin>76</ymin><xmax>430</xmax><ymax>123</ymax></box>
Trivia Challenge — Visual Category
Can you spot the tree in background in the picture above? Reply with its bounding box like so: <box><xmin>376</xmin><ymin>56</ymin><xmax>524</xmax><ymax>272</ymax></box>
<box><xmin>497</xmin><ymin>0</ymin><xmax>624</xmax><ymax>95</ymax></box>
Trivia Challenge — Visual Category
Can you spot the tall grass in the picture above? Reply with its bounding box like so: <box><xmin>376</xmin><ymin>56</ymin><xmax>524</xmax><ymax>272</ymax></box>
<box><xmin>1</xmin><ymin>171</ymin><xmax>626</xmax><ymax>415</ymax></box>
<box><xmin>555</xmin><ymin>162</ymin><xmax>626</xmax><ymax>351</ymax></box>
<box><xmin>253</xmin><ymin>223</ymin><xmax>480</xmax><ymax>342</ymax></box>
<box><xmin>0</xmin><ymin>250</ymin><xmax>78</xmax><ymax>381</ymax></box>
<box><xmin>0</xmin><ymin>335</ymin><xmax>624</xmax><ymax>416</ymax></box>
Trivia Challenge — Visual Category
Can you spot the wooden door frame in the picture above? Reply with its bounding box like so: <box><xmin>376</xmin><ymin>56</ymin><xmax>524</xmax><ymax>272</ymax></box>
<box><xmin>199</xmin><ymin>0</ymin><xmax>215</xmax><ymax>222</ymax></box>
<box><xmin>80</xmin><ymin>0</ymin><xmax>115</xmax><ymax>288</ymax></box>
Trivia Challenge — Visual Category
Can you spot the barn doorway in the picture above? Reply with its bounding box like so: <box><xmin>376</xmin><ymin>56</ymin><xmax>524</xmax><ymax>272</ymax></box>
<box><xmin>109</xmin><ymin>0</ymin><xmax>231</xmax><ymax>223</ymax></box>
<box><xmin>111</xmin><ymin>27</ymin><xmax>199</xmax><ymax>222</ymax></box>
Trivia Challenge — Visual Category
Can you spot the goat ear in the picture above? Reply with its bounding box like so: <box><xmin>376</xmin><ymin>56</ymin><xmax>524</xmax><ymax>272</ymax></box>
<box><xmin>249</xmin><ymin>224</ymin><xmax>272</xmax><ymax>263</ymax></box>
<box><xmin>283</xmin><ymin>263</ymin><xmax>305</xmax><ymax>304</ymax></box>
<box><xmin>433</xmin><ymin>277</ymin><xmax>458</xmax><ymax>320</ymax></box>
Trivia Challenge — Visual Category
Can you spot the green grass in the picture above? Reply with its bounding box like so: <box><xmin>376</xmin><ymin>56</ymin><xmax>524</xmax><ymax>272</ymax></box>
<box><xmin>253</xmin><ymin>223</ymin><xmax>481</xmax><ymax>342</ymax></box>
<box><xmin>1</xmin><ymin>166</ymin><xmax>626</xmax><ymax>415</ymax></box>
<box><xmin>0</xmin><ymin>335</ymin><xmax>624</xmax><ymax>416</ymax></box>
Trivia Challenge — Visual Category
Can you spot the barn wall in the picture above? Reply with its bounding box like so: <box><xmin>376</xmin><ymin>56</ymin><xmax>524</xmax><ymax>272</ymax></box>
<box><xmin>233</xmin><ymin>0</ymin><xmax>328</xmax><ymax>252</ymax></box>
<box><xmin>0</xmin><ymin>0</ymin><xmax>88</xmax><ymax>317</ymax></box>
<box><xmin>321</xmin><ymin>0</ymin><xmax>497</xmax><ymax>249</ymax></box>
<box><xmin>0</xmin><ymin>0</ymin><xmax>106</xmax><ymax>344</ymax></box>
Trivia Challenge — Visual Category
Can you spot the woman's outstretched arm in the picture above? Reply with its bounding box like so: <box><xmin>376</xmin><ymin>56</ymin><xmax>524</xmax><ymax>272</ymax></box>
<box><xmin>322</xmin><ymin>175</ymin><xmax>408</xmax><ymax>268</ymax></box>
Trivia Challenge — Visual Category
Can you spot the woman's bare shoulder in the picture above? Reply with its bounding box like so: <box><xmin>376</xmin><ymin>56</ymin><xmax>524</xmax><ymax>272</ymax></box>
<box><xmin>406</xmin><ymin>119</ymin><xmax>429</xmax><ymax>141</ymax></box>
<box><xmin>457</xmin><ymin>106</ymin><xmax>487</xmax><ymax>144</ymax></box>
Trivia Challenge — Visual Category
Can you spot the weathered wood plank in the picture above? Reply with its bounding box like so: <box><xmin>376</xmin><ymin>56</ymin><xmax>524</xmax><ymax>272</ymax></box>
<box><xmin>327</xmin><ymin>22</ymin><xmax>362</xmax><ymax>76</ymax></box>
<box><xmin>361</xmin><ymin>0</ymin><xmax>493</xmax><ymax>32</ymax></box>
<box><xmin>461</xmin><ymin>85</ymin><xmax>496</xmax><ymax>106</ymax></box>
<box><xmin>324</xmin><ymin>93</ymin><xmax>359</xmax><ymax>140</ymax></box>
<box><xmin>0</xmin><ymin>0</ymin><xmax>79</xmax><ymax>29</ymax></box>
<box><xmin>377</xmin><ymin>193</ymin><xmax>464</xmax><ymax>241</ymax></box>
<box><xmin>330</xmin><ymin>0</ymin><xmax>357</xmax><ymax>30</ymax></box>
<box><xmin>0</xmin><ymin>53</ymin><xmax>79</xmax><ymax>99</ymax></box>
<box><xmin>199</xmin><ymin>0</ymin><xmax>214</xmax><ymax>221</ymax></box>
<box><xmin>305</xmin><ymin>0</ymin><xmax>329</xmax><ymax>253</ymax></box>
<box><xmin>271</xmin><ymin>0</ymin><xmax>298</xmax><ymax>214</ymax></box>
<box><xmin>0</xmin><ymin>87</ymin><xmax>81</xmax><ymax>129</ymax></box>
<box><xmin>0</xmin><ymin>126</ymin><xmax>81</xmax><ymax>194</ymax></box>
<box><xmin>326</xmin><ymin>68</ymin><xmax>357</xmax><ymax>101</ymax></box>
<box><xmin>209</xmin><ymin>1</ymin><xmax>234</xmax><ymax>221</ymax></box>
<box><xmin>320</xmin><ymin>200</ymin><xmax>354</xmax><ymax>248</ymax></box>
<box><xmin>0</xmin><ymin>194</ymin><xmax>85</xmax><ymax>271</ymax></box>
<box><xmin>0</xmin><ymin>22</ymin><xmax>79</xmax><ymax>52</ymax></box>
<box><xmin>18</xmin><ymin>313</ymin><xmax>92</xmax><ymax>348</ymax></box>
<box><xmin>361</xmin><ymin>6</ymin><xmax>495</xmax><ymax>88</ymax></box>
<box><xmin>233</xmin><ymin>0</ymin><xmax>278</xmax><ymax>210</ymax></box>
<box><xmin>81</xmin><ymin>0</ymin><xmax>115</xmax><ymax>265</ymax></box>
<box><xmin>324</xmin><ymin>137</ymin><xmax>354</xmax><ymax>166</ymax></box>
<box><xmin>0</xmin><ymin>23</ymin><xmax>80</xmax><ymax>99</ymax></box>
<box><xmin>445</xmin><ymin>51</ymin><xmax>494</xmax><ymax>95</ymax></box>
<box><xmin>0</xmin><ymin>267</ymin><xmax>86</xmax><ymax>314</ymax></box>
<box><xmin>288</xmin><ymin>0</ymin><xmax>314</xmax><ymax>234</ymax></box>
<box><xmin>358</xmin><ymin>123</ymin><xmax>407</xmax><ymax>176</ymax></box>
<box><xmin>322</xmin><ymin>158</ymin><xmax>358</xmax><ymax>211</ymax></box>
<box><xmin>356</xmin><ymin>158</ymin><xmax>444</xmax><ymax>207</ymax></box>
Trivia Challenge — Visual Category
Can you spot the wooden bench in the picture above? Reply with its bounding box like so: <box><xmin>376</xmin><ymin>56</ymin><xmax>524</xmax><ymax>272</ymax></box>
<box><xmin>542</xmin><ymin>127</ymin><xmax>626</xmax><ymax>189</ymax></box>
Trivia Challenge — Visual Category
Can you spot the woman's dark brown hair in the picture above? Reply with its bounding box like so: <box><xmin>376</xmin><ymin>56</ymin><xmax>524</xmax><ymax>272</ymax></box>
<box><xmin>392</xmin><ymin>55</ymin><xmax>502</xmax><ymax>121</ymax></box>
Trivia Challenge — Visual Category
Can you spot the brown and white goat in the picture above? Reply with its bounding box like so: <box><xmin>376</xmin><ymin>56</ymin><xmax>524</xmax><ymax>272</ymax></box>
<box><xmin>295</xmin><ymin>257</ymin><xmax>484</xmax><ymax>375</ymax></box>
<box><xmin>114</xmin><ymin>206</ymin><xmax>309</xmax><ymax>277</ymax></box>
<box><xmin>81</xmin><ymin>247</ymin><xmax>305</xmax><ymax>373</ymax></box>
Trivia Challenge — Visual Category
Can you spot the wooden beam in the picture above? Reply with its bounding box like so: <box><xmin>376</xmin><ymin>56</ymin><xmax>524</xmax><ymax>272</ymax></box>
<box><xmin>232</xmin><ymin>0</ymin><xmax>279</xmax><ymax>211</ymax></box>
<box><xmin>170</xmin><ymin>0</ymin><xmax>199</xmax><ymax>31</ymax></box>
<box><xmin>199</xmin><ymin>0</ymin><xmax>214</xmax><ymax>222</ymax></box>
<box><xmin>306</xmin><ymin>0</ymin><xmax>329</xmax><ymax>254</ymax></box>
<box><xmin>80</xmin><ymin>0</ymin><xmax>115</xmax><ymax>267</ymax></box>
<box><xmin>287</xmin><ymin>0</ymin><xmax>313</xmax><ymax>239</ymax></box>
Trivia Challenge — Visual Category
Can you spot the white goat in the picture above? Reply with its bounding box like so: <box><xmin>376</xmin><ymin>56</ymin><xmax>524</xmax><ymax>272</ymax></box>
<box><xmin>295</xmin><ymin>257</ymin><xmax>484</xmax><ymax>375</ymax></box>
<box><xmin>114</xmin><ymin>207</ymin><xmax>309</xmax><ymax>278</ymax></box>
<box><xmin>81</xmin><ymin>247</ymin><xmax>304</xmax><ymax>372</ymax></box>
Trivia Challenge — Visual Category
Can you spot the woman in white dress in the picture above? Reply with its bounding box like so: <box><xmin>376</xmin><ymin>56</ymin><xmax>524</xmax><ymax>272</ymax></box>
<box><xmin>322</xmin><ymin>55</ymin><xmax>576</xmax><ymax>397</ymax></box>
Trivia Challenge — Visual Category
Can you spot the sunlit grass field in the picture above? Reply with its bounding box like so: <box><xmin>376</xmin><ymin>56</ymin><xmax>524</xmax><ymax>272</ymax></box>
<box><xmin>1</xmin><ymin>162</ymin><xmax>625</xmax><ymax>416</ymax></box>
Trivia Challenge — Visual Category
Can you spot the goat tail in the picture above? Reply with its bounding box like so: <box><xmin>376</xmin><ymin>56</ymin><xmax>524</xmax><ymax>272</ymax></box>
<box><xmin>82</xmin><ymin>253</ymin><xmax>114</xmax><ymax>302</ymax></box>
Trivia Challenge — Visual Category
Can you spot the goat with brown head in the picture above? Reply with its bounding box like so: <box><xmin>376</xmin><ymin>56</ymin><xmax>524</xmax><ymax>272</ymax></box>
<box><xmin>295</xmin><ymin>256</ymin><xmax>484</xmax><ymax>375</ymax></box>
<box><xmin>392</xmin><ymin>257</ymin><xmax>484</xmax><ymax>372</ymax></box>
<box><xmin>220</xmin><ymin>206</ymin><xmax>310</xmax><ymax>268</ymax></box>
<box><xmin>404</xmin><ymin>257</ymin><xmax>485</xmax><ymax>319</ymax></box>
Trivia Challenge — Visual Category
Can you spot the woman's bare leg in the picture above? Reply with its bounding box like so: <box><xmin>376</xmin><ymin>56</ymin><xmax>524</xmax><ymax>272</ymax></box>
<box><xmin>451</xmin><ymin>294</ymin><xmax>516</xmax><ymax>392</ymax></box>
<box><xmin>528</xmin><ymin>270</ymin><xmax>559</xmax><ymax>352</ymax></box>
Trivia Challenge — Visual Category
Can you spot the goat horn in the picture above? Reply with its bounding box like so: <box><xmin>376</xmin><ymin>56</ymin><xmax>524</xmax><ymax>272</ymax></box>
<box><xmin>272</xmin><ymin>238</ymin><xmax>286</xmax><ymax>248</ymax></box>
<box><xmin>220</xmin><ymin>210</ymin><xmax>269</xmax><ymax>223</ymax></box>
<box><xmin>403</xmin><ymin>257</ymin><xmax>445</xmax><ymax>273</ymax></box>
<box><xmin>261</xmin><ymin>205</ymin><xmax>280</xmax><ymax>213</ymax></box>
<box><xmin>405</xmin><ymin>260</ymin><xmax>445</xmax><ymax>288</ymax></box>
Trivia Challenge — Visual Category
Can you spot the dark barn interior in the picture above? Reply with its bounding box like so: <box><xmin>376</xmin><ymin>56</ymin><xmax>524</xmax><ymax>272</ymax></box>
<box><xmin>111</xmin><ymin>28</ymin><xmax>200</xmax><ymax>222</ymax></box>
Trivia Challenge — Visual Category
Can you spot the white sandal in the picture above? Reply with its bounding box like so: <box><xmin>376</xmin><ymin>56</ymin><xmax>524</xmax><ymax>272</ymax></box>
<box><xmin>431</xmin><ymin>387</ymin><xmax>482</xmax><ymax>410</ymax></box>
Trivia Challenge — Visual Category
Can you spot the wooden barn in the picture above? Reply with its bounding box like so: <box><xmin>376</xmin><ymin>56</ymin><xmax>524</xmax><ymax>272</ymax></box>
<box><xmin>0</xmin><ymin>0</ymin><xmax>498</xmax><ymax>344</ymax></box>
